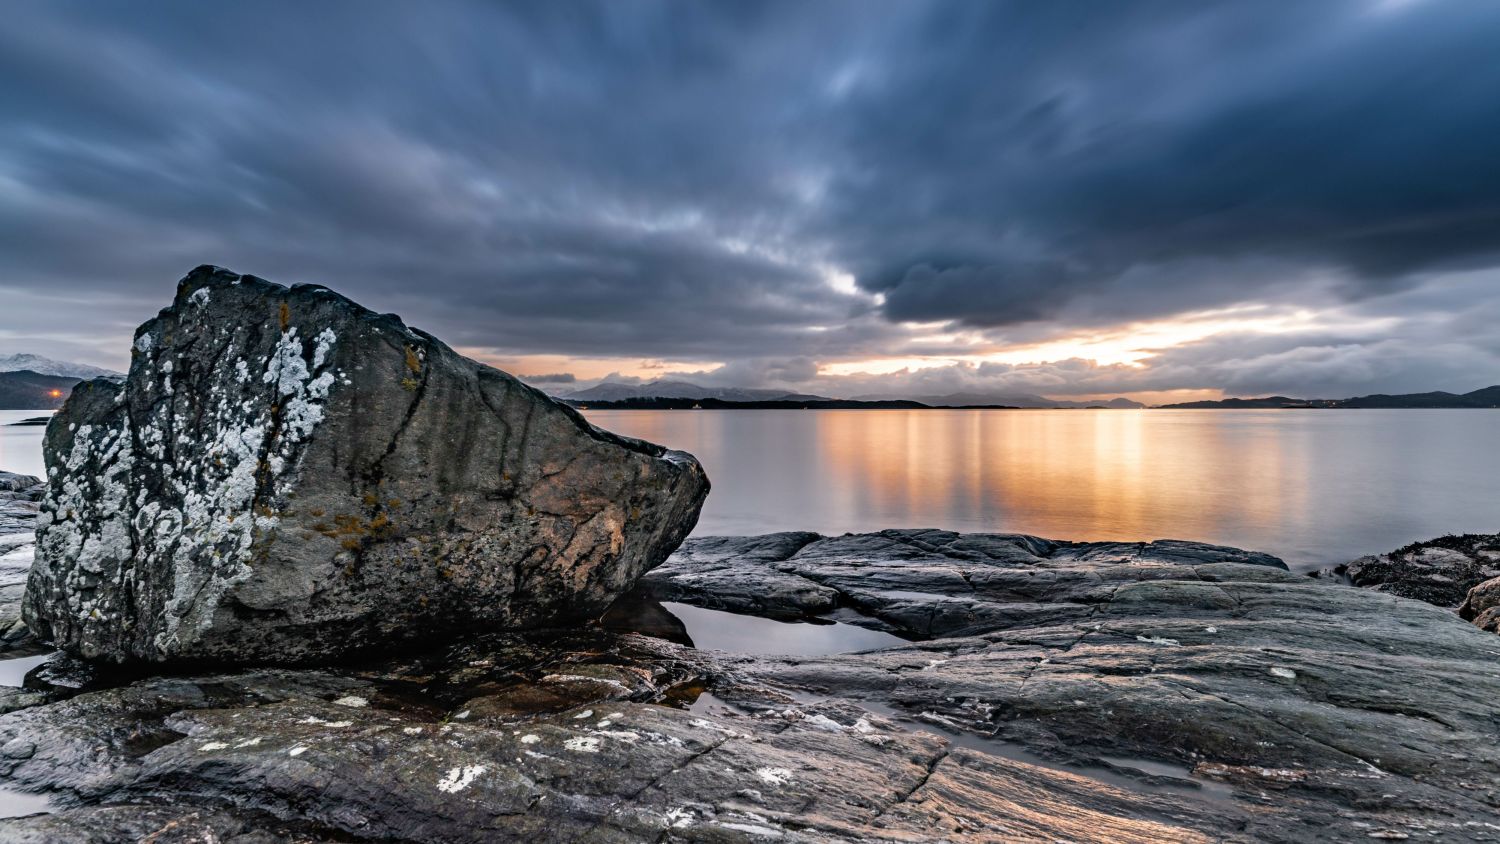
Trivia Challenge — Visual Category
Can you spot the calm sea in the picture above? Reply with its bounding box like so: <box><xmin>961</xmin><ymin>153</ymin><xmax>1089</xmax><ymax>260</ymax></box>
<box><xmin>5</xmin><ymin>408</ymin><xmax>1496</xmax><ymax>572</ymax></box>
<box><xmin>587</xmin><ymin>408</ymin><xmax>1500</xmax><ymax>571</ymax></box>
<box><xmin>0</xmin><ymin>410</ymin><xmax>48</xmax><ymax>479</ymax></box>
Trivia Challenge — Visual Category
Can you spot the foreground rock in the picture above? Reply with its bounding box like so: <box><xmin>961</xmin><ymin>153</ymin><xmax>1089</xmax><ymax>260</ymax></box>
<box><xmin>642</xmin><ymin>529</ymin><xmax>1292</xmax><ymax>638</ymax></box>
<box><xmin>2</xmin><ymin>529</ymin><xmax>1498</xmax><ymax>841</ymax></box>
<box><xmin>1326</xmin><ymin>533</ymin><xmax>1500</xmax><ymax>608</ymax></box>
<box><xmin>1324</xmin><ymin>533</ymin><xmax>1500</xmax><ymax>635</ymax></box>
<box><xmin>23</xmin><ymin>267</ymin><xmax>709</xmax><ymax>665</ymax></box>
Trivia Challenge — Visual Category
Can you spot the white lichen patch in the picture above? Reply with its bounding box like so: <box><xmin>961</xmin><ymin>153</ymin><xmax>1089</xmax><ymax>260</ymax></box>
<box><xmin>402</xmin><ymin>727</ymin><xmax>424</xmax><ymax>735</ymax></box>
<box><xmin>233</xmin><ymin>737</ymin><xmax>264</xmax><ymax>748</ymax></box>
<box><xmin>520</xmin><ymin>734</ymin><xmax>542</xmax><ymax>745</ymax></box>
<box><xmin>436</xmin><ymin>765</ymin><xmax>485</xmax><ymax>794</ymax></box>
<box><xmin>545</xmin><ymin>674</ymin><xmax>632</xmax><ymax>692</ymax></box>
<box><xmin>802</xmin><ymin>714</ymin><xmax>845</xmax><ymax>732</ymax></box>
<box><xmin>591</xmin><ymin>729</ymin><xmax>641</xmax><ymax>743</ymax></box>
<box><xmin>288</xmin><ymin>745</ymin><xmax>309</xmax><ymax>756</ymax></box>
<box><xmin>719</xmin><ymin>817</ymin><xmax>786</xmax><ymax>838</ymax></box>
<box><xmin>1136</xmin><ymin>634</ymin><xmax>1180</xmax><ymax>646</ymax></box>
<box><xmin>564</xmin><ymin>736</ymin><xmax>602</xmax><ymax>753</ymax></box>
<box><xmin>665</xmin><ymin>807</ymin><xmax>696</xmax><ymax>829</ymax></box>
<box><xmin>298</xmin><ymin>716</ymin><xmax>353</xmax><ymax>728</ymax></box>
<box><xmin>32</xmin><ymin>296</ymin><xmax>344</xmax><ymax>660</ymax></box>
<box><xmin>753</xmin><ymin>767</ymin><xmax>794</xmax><ymax>787</ymax></box>
<box><xmin>199</xmin><ymin>741</ymin><xmax>228</xmax><ymax>751</ymax></box>
<box><xmin>332</xmin><ymin>695</ymin><xmax>368</xmax><ymax>708</ymax></box>
<box><xmin>572</xmin><ymin>709</ymin><xmax>594</xmax><ymax>720</ymax></box>
<box><xmin>1269</xmin><ymin>666</ymin><xmax>1298</xmax><ymax>680</ymax></box>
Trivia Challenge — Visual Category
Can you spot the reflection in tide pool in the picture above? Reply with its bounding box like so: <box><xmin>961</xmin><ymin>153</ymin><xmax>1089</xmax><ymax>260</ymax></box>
<box><xmin>662</xmin><ymin>602</ymin><xmax>907</xmax><ymax>655</ymax></box>
<box><xmin>587</xmin><ymin>409</ymin><xmax>1500</xmax><ymax>570</ymax></box>
<box><xmin>0</xmin><ymin>652</ymin><xmax>52</xmax><ymax>687</ymax></box>
<box><xmin>0</xmin><ymin>788</ymin><xmax>50</xmax><ymax>820</ymax></box>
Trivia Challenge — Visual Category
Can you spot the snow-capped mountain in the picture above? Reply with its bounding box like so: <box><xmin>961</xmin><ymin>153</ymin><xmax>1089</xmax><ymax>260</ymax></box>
<box><xmin>0</xmin><ymin>353</ymin><xmax>122</xmax><ymax>380</ymax></box>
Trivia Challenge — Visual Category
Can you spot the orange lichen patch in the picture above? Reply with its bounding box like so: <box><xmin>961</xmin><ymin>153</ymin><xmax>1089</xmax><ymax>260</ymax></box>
<box><xmin>279</xmin><ymin>302</ymin><xmax>290</xmax><ymax>331</ymax></box>
<box><xmin>404</xmin><ymin>345</ymin><xmax>422</xmax><ymax>373</ymax></box>
<box><xmin>313</xmin><ymin>500</ymin><xmax>401</xmax><ymax>551</ymax></box>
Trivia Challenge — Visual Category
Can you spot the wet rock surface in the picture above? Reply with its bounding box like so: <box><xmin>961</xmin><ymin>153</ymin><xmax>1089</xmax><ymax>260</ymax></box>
<box><xmin>23</xmin><ymin>266</ymin><xmax>709</xmax><ymax>665</ymax></box>
<box><xmin>0</xmin><ymin>473</ymin><xmax>43</xmax><ymax>652</ymax></box>
<box><xmin>1</xmin><ymin>527</ymin><xmax>1498</xmax><ymax>841</ymax></box>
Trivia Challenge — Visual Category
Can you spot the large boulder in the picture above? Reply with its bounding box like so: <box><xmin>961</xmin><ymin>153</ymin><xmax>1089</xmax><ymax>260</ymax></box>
<box><xmin>22</xmin><ymin>266</ymin><xmax>708</xmax><ymax>665</ymax></box>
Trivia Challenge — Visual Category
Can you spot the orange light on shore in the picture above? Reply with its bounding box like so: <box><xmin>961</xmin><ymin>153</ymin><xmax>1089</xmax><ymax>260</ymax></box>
<box><xmin>49</xmin><ymin>389</ymin><xmax>62</xmax><ymax>398</ymax></box>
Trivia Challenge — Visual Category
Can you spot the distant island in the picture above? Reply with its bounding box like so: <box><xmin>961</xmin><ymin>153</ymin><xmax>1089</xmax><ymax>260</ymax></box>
<box><xmin>555</xmin><ymin>378</ymin><xmax>1143</xmax><ymax>409</ymax></box>
<box><xmin>564</xmin><ymin>397</ymin><xmax>1024</xmax><ymax>410</ymax></box>
<box><xmin>1159</xmin><ymin>384</ymin><xmax>1500</xmax><ymax>409</ymax></box>
<box><xmin>556</xmin><ymin>376</ymin><xmax>1500</xmax><ymax>411</ymax></box>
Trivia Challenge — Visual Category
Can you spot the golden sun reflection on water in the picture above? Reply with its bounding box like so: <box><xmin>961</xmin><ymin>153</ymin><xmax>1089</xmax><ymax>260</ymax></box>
<box><xmin>587</xmin><ymin>408</ymin><xmax>1500</xmax><ymax>570</ymax></box>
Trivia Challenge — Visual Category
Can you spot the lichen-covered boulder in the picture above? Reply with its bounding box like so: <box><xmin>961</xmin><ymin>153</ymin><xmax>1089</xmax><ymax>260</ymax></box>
<box><xmin>22</xmin><ymin>266</ymin><xmax>709</xmax><ymax>665</ymax></box>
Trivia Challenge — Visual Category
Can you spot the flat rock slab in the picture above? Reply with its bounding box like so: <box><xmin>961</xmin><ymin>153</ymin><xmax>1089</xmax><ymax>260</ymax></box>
<box><xmin>643</xmin><ymin>528</ymin><xmax>1295</xmax><ymax>638</ymax></box>
<box><xmin>22</xmin><ymin>267</ymin><xmax>708</xmax><ymax>665</ymax></box>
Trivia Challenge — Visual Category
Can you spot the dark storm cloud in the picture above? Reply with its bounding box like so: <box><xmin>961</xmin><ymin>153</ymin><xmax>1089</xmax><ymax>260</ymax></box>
<box><xmin>827</xmin><ymin>1</ymin><xmax>1500</xmax><ymax>327</ymax></box>
<box><xmin>1</xmin><ymin>0</ymin><xmax>1498</xmax><ymax>396</ymax></box>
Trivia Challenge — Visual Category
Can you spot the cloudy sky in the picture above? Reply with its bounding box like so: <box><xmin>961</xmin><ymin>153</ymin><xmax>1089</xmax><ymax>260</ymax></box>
<box><xmin>2</xmin><ymin>0</ymin><xmax>1498</xmax><ymax>402</ymax></box>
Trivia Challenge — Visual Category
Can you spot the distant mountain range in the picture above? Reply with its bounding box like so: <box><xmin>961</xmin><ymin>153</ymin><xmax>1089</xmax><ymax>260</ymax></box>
<box><xmin>561</xmin><ymin>379</ymin><xmax>1143</xmax><ymax>408</ymax></box>
<box><xmin>562</xmin><ymin>379</ymin><xmax>826</xmax><ymax>403</ymax></box>
<box><xmin>561</xmin><ymin>397</ymin><xmax>939</xmax><ymax>411</ymax></box>
<box><xmin>1159</xmin><ymin>385</ymin><xmax>1500</xmax><ymax>409</ymax></box>
<box><xmin>0</xmin><ymin>353</ymin><xmax>120</xmax><ymax>380</ymax></box>
<box><xmin>852</xmin><ymin>391</ymin><xmax>1144</xmax><ymax>409</ymax></box>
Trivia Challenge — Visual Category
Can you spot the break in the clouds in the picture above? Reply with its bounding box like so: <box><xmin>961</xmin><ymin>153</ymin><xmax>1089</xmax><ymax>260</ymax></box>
<box><xmin>1</xmin><ymin>0</ymin><xmax>1498</xmax><ymax>398</ymax></box>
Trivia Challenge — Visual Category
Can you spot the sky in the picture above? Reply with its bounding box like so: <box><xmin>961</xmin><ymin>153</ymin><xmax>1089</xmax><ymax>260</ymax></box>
<box><xmin>2</xmin><ymin>0</ymin><xmax>1498</xmax><ymax>403</ymax></box>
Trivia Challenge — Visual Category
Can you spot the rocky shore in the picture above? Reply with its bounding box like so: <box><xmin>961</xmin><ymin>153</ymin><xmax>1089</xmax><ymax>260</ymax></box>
<box><xmin>0</xmin><ymin>269</ymin><xmax>1497</xmax><ymax>842</ymax></box>
<box><xmin>4</xmin><ymin>519</ymin><xmax>1500</xmax><ymax>840</ymax></box>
